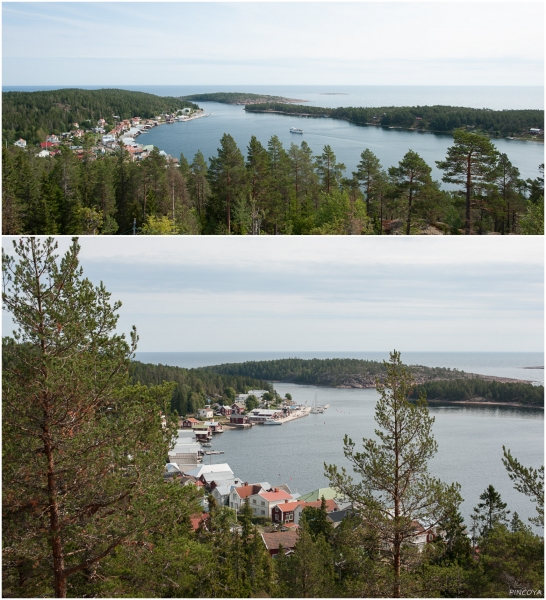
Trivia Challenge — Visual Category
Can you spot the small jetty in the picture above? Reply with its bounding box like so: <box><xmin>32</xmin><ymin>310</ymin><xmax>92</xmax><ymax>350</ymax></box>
<box><xmin>204</xmin><ymin>450</ymin><xmax>224</xmax><ymax>455</ymax></box>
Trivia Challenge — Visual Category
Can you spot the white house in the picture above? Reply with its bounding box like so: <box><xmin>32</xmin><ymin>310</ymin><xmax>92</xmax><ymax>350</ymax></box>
<box><xmin>102</xmin><ymin>134</ymin><xmax>116</xmax><ymax>145</ymax></box>
<box><xmin>248</xmin><ymin>488</ymin><xmax>293</xmax><ymax>518</ymax></box>
<box><xmin>198</xmin><ymin>407</ymin><xmax>214</xmax><ymax>419</ymax></box>
<box><xmin>36</xmin><ymin>149</ymin><xmax>51</xmax><ymax>158</ymax></box>
<box><xmin>14</xmin><ymin>138</ymin><xmax>26</xmax><ymax>148</ymax></box>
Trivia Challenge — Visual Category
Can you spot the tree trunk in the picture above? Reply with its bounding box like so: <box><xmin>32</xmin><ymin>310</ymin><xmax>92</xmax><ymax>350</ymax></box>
<box><xmin>465</xmin><ymin>154</ymin><xmax>472</xmax><ymax>235</ymax></box>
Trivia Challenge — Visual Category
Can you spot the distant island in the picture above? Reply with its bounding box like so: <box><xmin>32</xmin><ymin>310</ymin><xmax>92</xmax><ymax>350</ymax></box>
<box><xmin>180</xmin><ymin>92</ymin><xmax>308</xmax><ymax>105</ymax></box>
<box><xmin>198</xmin><ymin>358</ymin><xmax>543</xmax><ymax>407</ymax></box>
<box><xmin>245</xmin><ymin>102</ymin><xmax>544</xmax><ymax>141</ymax></box>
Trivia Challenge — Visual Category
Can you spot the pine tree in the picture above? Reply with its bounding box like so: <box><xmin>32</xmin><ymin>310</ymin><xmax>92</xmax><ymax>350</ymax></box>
<box><xmin>471</xmin><ymin>485</ymin><xmax>510</xmax><ymax>540</ymax></box>
<box><xmin>355</xmin><ymin>148</ymin><xmax>383</xmax><ymax>215</ymax></box>
<box><xmin>436</xmin><ymin>129</ymin><xmax>498</xmax><ymax>234</ymax></box>
<box><xmin>2</xmin><ymin>238</ymin><xmax>177</xmax><ymax>597</ymax></box>
<box><xmin>325</xmin><ymin>350</ymin><xmax>462</xmax><ymax>598</ymax></box>
<box><xmin>388</xmin><ymin>150</ymin><xmax>434</xmax><ymax>235</ymax></box>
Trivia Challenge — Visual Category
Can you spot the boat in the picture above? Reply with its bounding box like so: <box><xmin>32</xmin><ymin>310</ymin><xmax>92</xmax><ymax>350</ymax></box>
<box><xmin>310</xmin><ymin>393</ymin><xmax>324</xmax><ymax>414</ymax></box>
<box><xmin>263</xmin><ymin>418</ymin><xmax>283</xmax><ymax>425</ymax></box>
<box><xmin>322</xmin><ymin>404</ymin><xmax>330</xmax><ymax>410</ymax></box>
<box><xmin>290</xmin><ymin>127</ymin><xmax>303</xmax><ymax>134</ymax></box>
<box><xmin>200</xmin><ymin>442</ymin><xmax>212</xmax><ymax>447</ymax></box>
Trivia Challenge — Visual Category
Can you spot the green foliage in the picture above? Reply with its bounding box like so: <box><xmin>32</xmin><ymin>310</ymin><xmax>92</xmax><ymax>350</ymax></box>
<box><xmin>201</xmin><ymin>356</ymin><xmax>484</xmax><ymax>387</ymax></box>
<box><xmin>129</xmin><ymin>361</ymin><xmax>270</xmax><ymax>416</ymax></box>
<box><xmin>410</xmin><ymin>379</ymin><xmax>544</xmax><ymax>406</ymax></box>
<box><xmin>502</xmin><ymin>447</ymin><xmax>544</xmax><ymax>527</ymax></box>
<box><xmin>2</xmin><ymin>238</ymin><xmax>177</xmax><ymax>598</ymax></box>
<box><xmin>3</xmin><ymin>88</ymin><xmax>198</xmax><ymax>144</ymax></box>
<box><xmin>471</xmin><ymin>485</ymin><xmax>510</xmax><ymax>541</ymax></box>
<box><xmin>245</xmin><ymin>394</ymin><xmax>260</xmax><ymax>411</ymax></box>
<box><xmin>275</xmin><ymin>521</ymin><xmax>336</xmax><ymax>598</ymax></box>
<box><xmin>325</xmin><ymin>351</ymin><xmax>463</xmax><ymax>598</ymax></box>
<box><xmin>245</xmin><ymin>102</ymin><xmax>544</xmax><ymax>138</ymax></box>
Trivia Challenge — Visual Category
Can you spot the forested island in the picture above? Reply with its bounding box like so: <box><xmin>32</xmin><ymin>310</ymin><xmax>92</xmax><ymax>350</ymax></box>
<box><xmin>180</xmin><ymin>92</ymin><xmax>306</xmax><ymax>105</ymax></box>
<box><xmin>199</xmin><ymin>357</ymin><xmax>543</xmax><ymax>406</ymax></box>
<box><xmin>2</xmin><ymin>88</ymin><xmax>199</xmax><ymax>145</ymax></box>
<box><xmin>130</xmin><ymin>360</ymin><xmax>271</xmax><ymax>415</ymax></box>
<box><xmin>411</xmin><ymin>379</ymin><xmax>544</xmax><ymax>407</ymax></box>
<box><xmin>245</xmin><ymin>102</ymin><xmax>544</xmax><ymax>141</ymax></box>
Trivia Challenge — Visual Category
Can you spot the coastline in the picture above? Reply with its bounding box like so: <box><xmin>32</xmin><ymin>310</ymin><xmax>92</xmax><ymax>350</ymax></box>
<box><xmin>424</xmin><ymin>399</ymin><xmax>544</xmax><ymax>409</ymax></box>
<box><xmin>244</xmin><ymin>108</ymin><xmax>544</xmax><ymax>143</ymax></box>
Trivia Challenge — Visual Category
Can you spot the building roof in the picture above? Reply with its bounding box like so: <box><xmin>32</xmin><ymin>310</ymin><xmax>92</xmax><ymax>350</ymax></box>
<box><xmin>259</xmin><ymin>490</ymin><xmax>292</xmax><ymax>502</ymax></box>
<box><xmin>261</xmin><ymin>530</ymin><xmax>300</xmax><ymax>551</ymax></box>
<box><xmin>274</xmin><ymin>501</ymin><xmax>305</xmax><ymax>513</ymax></box>
<box><xmin>298</xmin><ymin>488</ymin><xmax>340</xmax><ymax>502</ymax></box>
<box><xmin>298</xmin><ymin>498</ymin><xmax>339</xmax><ymax>512</ymax></box>
<box><xmin>190</xmin><ymin>513</ymin><xmax>209</xmax><ymax>531</ymax></box>
<box><xmin>185</xmin><ymin>463</ymin><xmax>233</xmax><ymax>478</ymax></box>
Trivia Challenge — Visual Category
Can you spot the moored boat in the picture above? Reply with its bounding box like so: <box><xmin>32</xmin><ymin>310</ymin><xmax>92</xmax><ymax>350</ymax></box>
<box><xmin>263</xmin><ymin>418</ymin><xmax>283</xmax><ymax>425</ymax></box>
<box><xmin>290</xmin><ymin>127</ymin><xmax>303</xmax><ymax>134</ymax></box>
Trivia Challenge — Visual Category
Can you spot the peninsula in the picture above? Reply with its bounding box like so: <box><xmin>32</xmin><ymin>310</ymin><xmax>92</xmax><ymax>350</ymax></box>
<box><xmin>179</xmin><ymin>92</ymin><xmax>307</xmax><ymax>105</ymax></box>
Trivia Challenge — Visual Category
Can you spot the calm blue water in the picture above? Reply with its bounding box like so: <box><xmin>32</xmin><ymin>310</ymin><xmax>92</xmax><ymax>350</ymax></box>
<box><xmin>143</xmin><ymin>351</ymin><xmax>544</xmax><ymax>527</ymax></box>
<box><xmin>135</xmin><ymin>351</ymin><xmax>544</xmax><ymax>383</ymax></box>
<box><xmin>203</xmin><ymin>383</ymin><xmax>544</xmax><ymax>531</ymax></box>
<box><xmin>6</xmin><ymin>85</ymin><xmax>542</xmax><ymax>183</ymax></box>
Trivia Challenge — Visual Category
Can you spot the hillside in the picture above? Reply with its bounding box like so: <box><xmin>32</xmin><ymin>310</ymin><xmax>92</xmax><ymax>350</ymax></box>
<box><xmin>2</xmin><ymin>88</ymin><xmax>199</xmax><ymax>144</ymax></box>
<box><xmin>180</xmin><ymin>92</ymin><xmax>306</xmax><ymax>105</ymax></box>
<box><xmin>197</xmin><ymin>357</ymin><xmax>517</xmax><ymax>388</ymax></box>
<box><xmin>130</xmin><ymin>360</ymin><xmax>271</xmax><ymax>416</ymax></box>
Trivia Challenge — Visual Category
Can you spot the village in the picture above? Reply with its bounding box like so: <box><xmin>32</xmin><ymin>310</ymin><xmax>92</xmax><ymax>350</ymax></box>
<box><xmin>12</xmin><ymin>107</ymin><xmax>208</xmax><ymax>162</ymax></box>
<box><xmin>164</xmin><ymin>390</ymin><xmax>437</xmax><ymax>557</ymax></box>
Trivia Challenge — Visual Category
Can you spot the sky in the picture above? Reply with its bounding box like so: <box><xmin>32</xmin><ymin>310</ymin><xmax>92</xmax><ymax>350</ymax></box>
<box><xmin>2</xmin><ymin>2</ymin><xmax>544</xmax><ymax>86</ymax></box>
<box><xmin>2</xmin><ymin>236</ymin><xmax>543</xmax><ymax>353</ymax></box>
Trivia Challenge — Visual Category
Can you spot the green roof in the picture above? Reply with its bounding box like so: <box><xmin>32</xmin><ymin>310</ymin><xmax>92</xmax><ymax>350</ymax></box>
<box><xmin>298</xmin><ymin>487</ymin><xmax>340</xmax><ymax>502</ymax></box>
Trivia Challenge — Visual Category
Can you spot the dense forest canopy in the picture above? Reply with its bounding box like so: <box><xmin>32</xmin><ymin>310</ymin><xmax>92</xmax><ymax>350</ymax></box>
<box><xmin>3</xmin><ymin>131</ymin><xmax>543</xmax><ymax>236</ymax></box>
<box><xmin>2</xmin><ymin>88</ymin><xmax>199</xmax><ymax>144</ymax></box>
<box><xmin>245</xmin><ymin>103</ymin><xmax>544</xmax><ymax>138</ymax></box>
<box><xmin>130</xmin><ymin>360</ymin><xmax>271</xmax><ymax>415</ymax></box>
<box><xmin>410</xmin><ymin>379</ymin><xmax>544</xmax><ymax>406</ymax></box>
<box><xmin>199</xmin><ymin>357</ymin><xmax>486</xmax><ymax>387</ymax></box>
<box><xmin>180</xmin><ymin>92</ymin><xmax>304</xmax><ymax>104</ymax></box>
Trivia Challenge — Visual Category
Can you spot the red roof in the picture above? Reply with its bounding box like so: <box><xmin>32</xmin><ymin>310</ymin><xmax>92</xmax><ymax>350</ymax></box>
<box><xmin>184</xmin><ymin>418</ymin><xmax>200</xmax><ymax>424</ymax></box>
<box><xmin>190</xmin><ymin>513</ymin><xmax>209</xmax><ymax>531</ymax></box>
<box><xmin>261</xmin><ymin>530</ymin><xmax>299</xmax><ymax>551</ymax></box>
<box><xmin>275</xmin><ymin>501</ymin><xmax>305</xmax><ymax>513</ymax></box>
<box><xmin>300</xmin><ymin>499</ymin><xmax>339</xmax><ymax>512</ymax></box>
<box><xmin>235</xmin><ymin>484</ymin><xmax>263</xmax><ymax>499</ymax></box>
<box><xmin>260</xmin><ymin>490</ymin><xmax>292</xmax><ymax>502</ymax></box>
<box><xmin>40</xmin><ymin>141</ymin><xmax>58</xmax><ymax>148</ymax></box>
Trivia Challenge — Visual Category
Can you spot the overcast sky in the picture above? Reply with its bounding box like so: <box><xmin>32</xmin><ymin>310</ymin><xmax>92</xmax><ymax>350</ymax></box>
<box><xmin>2</xmin><ymin>236</ymin><xmax>543</xmax><ymax>353</ymax></box>
<box><xmin>3</xmin><ymin>2</ymin><xmax>544</xmax><ymax>86</ymax></box>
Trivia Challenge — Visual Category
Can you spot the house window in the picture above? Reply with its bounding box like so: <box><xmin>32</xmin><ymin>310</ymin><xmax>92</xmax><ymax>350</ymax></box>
<box><xmin>261</xmin><ymin>510</ymin><xmax>265</xmax><ymax>515</ymax></box>
<box><xmin>261</xmin><ymin>501</ymin><xmax>265</xmax><ymax>506</ymax></box>
<box><xmin>287</xmin><ymin>514</ymin><xmax>293</xmax><ymax>522</ymax></box>
<box><xmin>253</xmin><ymin>499</ymin><xmax>256</xmax><ymax>504</ymax></box>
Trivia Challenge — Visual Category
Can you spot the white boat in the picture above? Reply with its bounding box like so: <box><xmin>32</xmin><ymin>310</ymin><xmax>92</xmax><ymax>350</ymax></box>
<box><xmin>310</xmin><ymin>393</ymin><xmax>324</xmax><ymax>414</ymax></box>
<box><xmin>290</xmin><ymin>127</ymin><xmax>303</xmax><ymax>134</ymax></box>
<box><xmin>263</xmin><ymin>418</ymin><xmax>283</xmax><ymax>425</ymax></box>
<box><xmin>322</xmin><ymin>404</ymin><xmax>330</xmax><ymax>410</ymax></box>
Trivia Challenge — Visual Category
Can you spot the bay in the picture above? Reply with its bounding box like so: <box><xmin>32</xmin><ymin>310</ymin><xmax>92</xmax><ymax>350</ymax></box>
<box><xmin>5</xmin><ymin>84</ymin><xmax>542</xmax><ymax>183</ymax></box>
<box><xmin>201</xmin><ymin>383</ymin><xmax>543</xmax><ymax>530</ymax></box>
<box><xmin>138</xmin><ymin>101</ymin><xmax>543</xmax><ymax>184</ymax></box>
<box><xmin>135</xmin><ymin>351</ymin><xmax>544</xmax><ymax>528</ymax></box>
